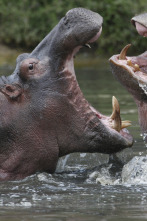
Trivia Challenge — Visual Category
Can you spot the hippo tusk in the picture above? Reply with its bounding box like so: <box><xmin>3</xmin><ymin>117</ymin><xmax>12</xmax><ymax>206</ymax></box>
<box><xmin>110</xmin><ymin>96</ymin><xmax>122</xmax><ymax>132</ymax></box>
<box><xmin>119</xmin><ymin>44</ymin><xmax>131</xmax><ymax>60</ymax></box>
<box><xmin>110</xmin><ymin>96</ymin><xmax>131</xmax><ymax>132</ymax></box>
<box><xmin>121</xmin><ymin>120</ymin><xmax>132</xmax><ymax>129</ymax></box>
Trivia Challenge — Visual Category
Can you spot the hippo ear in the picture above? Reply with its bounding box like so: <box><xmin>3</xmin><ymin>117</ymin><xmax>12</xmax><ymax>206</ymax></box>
<box><xmin>1</xmin><ymin>84</ymin><xmax>23</xmax><ymax>100</ymax></box>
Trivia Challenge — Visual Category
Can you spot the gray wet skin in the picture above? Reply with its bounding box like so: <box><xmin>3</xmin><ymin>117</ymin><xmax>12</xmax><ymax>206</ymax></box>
<box><xmin>110</xmin><ymin>13</ymin><xmax>147</xmax><ymax>133</ymax></box>
<box><xmin>0</xmin><ymin>8</ymin><xmax>133</xmax><ymax>181</ymax></box>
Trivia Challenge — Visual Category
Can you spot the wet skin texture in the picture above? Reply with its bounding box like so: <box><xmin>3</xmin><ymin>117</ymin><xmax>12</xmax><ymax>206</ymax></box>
<box><xmin>110</xmin><ymin>13</ymin><xmax>147</xmax><ymax>133</ymax></box>
<box><xmin>0</xmin><ymin>8</ymin><xmax>133</xmax><ymax>181</ymax></box>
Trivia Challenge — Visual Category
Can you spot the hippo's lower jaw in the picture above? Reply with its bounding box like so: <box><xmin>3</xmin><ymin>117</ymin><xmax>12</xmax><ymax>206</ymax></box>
<box><xmin>110</xmin><ymin>13</ymin><xmax>147</xmax><ymax>133</ymax></box>
<box><xmin>89</xmin><ymin>96</ymin><xmax>132</xmax><ymax>141</ymax></box>
<box><xmin>110</xmin><ymin>44</ymin><xmax>147</xmax><ymax>98</ymax></box>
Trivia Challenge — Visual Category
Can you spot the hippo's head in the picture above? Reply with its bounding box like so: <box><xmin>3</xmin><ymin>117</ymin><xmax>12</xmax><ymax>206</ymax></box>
<box><xmin>0</xmin><ymin>8</ymin><xmax>133</xmax><ymax>180</ymax></box>
<box><xmin>110</xmin><ymin>13</ymin><xmax>147</xmax><ymax>133</ymax></box>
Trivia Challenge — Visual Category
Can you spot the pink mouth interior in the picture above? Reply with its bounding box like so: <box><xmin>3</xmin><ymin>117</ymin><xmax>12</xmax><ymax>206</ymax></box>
<box><xmin>89</xmin><ymin>27</ymin><xmax>102</xmax><ymax>43</ymax></box>
<box><xmin>114</xmin><ymin>53</ymin><xmax>147</xmax><ymax>81</ymax></box>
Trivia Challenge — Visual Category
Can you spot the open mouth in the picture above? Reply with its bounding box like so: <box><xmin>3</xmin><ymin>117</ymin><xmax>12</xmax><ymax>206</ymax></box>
<box><xmin>63</xmin><ymin>28</ymin><xmax>133</xmax><ymax>147</ymax></box>
<box><xmin>111</xmin><ymin>44</ymin><xmax>147</xmax><ymax>82</ymax></box>
<box><xmin>109</xmin><ymin>17</ymin><xmax>147</xmax><ymax>86</ymax></box>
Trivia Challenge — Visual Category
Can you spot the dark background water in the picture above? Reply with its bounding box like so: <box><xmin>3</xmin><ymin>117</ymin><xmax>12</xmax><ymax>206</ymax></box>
<box><xmin>0</xmin><ymin>61</ymin><xmax>147</xmax><ymax>221</ymax></box>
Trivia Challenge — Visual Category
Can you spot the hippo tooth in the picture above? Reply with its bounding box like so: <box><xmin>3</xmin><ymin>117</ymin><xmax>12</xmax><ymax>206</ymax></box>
<box><xmin>127</xmin><ymin>59</ymin><xmax>133</xmax><ymax>66</ymax></box>
<box><xmin>110</xmin><ymin>96</ymin><xmax>122</xmax><ymax>132</ymax></box>
<box><xmin>121</xmin><ymin>120</ymin><xmax>132</xmax><ymax>129</ymax></box>
<box><xmin>127</xmin><ymin>60</ymin><xmax>140</xmax><ymax>71</ymax></box>
<box><xmin>84</xmin><ymin>44</ymin><xmax>91</xmax><ymax>49</ymax></box>
<box><xmin>119</xmin><ymin>44</ymin><xmax>131</xmax><ymax>60</ymax></box>
<box><xmin>134</xmin><ymin>64</ymin><xmax>140</xmax><ymax>71</ymax></box>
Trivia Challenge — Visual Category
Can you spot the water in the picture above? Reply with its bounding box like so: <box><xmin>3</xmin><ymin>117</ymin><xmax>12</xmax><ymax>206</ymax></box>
<box><xmin>0</xmin><ymin>61</ymin><xmax>147</xmax><ymax>220</ymax></box>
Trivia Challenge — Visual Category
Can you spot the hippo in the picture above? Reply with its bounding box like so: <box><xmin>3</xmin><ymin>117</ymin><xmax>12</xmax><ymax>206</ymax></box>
<box><xmin>0</xmin><ymin>8</ymin><xmax>133</xmax><ymax>181</ymax></box>
<box><xmin>110</xmin><ymin>13</ymin><xmax>147</xmax><ymax>135</ymax></box>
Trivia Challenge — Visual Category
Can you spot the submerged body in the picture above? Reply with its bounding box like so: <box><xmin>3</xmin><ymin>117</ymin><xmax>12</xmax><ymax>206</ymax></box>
<box><xmin>110</xmin><ymin>13</ymin><xmax>147</xmax><ymax>134</ymax></box>
<box><xmin>0</xmin><ymin>8</ymin><xmax>133</xmax><ymax>181</ymax></box>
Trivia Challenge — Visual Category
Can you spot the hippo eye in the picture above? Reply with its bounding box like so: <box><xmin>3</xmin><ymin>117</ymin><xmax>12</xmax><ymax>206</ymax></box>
<box><xmin>29</xmin><ymin>63</ymin><xmax>34</xmax><ymax>70</ymax></box>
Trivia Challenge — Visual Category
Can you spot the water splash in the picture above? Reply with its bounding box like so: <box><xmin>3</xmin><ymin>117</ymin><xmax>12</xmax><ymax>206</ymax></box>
<box><xmin>87</xmin><ymin>156</ymin><xmax>147</xmax><ymax>186</ymax></box>
<box><xmin>139</xmin><ymin>82</ymin><xmax>147</xmax><ymax>96</ymax></box>
<box><xmin>56</xmin><ymin>155</ymin><xmax>70</xmax><ymax>171</ymax></box>
<box><xmin>87</xmin><ymin>164</ymin><xmax>120</xmax><ymax>185</ymax></box>
<box><xmin>140</xmin><ymin>133</ymin><xmax>147</xmax><ymax>147</ymax></box>
<box><xmin>122</xmin><ymin>156</ymin><xmax>147</xmax><ymax>185</ymax></box>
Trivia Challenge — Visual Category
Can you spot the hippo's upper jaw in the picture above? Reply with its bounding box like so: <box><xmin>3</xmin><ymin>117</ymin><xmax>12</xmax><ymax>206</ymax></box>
<box><xmin>131</xmin><ymin>13</ymin><xmax>147</xmax><ymax>37</ymax></box>
<box><xmin>0</xmin><ymin>8</ymin><xmax>133</xmax><ymax>181</ymax></box>
<box><xmin>110</xmin><ymin>13</ymin><xmax>147</xmax><ymax>133</ymax></box>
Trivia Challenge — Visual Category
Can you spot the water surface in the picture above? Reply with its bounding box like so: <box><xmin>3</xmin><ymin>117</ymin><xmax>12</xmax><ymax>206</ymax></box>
<box><xmin>0</xmin><ymin>61</ymin><xmax>147</xmax><ymax>221</ymax></box>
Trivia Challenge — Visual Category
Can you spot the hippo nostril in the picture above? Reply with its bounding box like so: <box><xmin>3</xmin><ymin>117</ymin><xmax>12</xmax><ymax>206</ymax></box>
<box><xmin>29</xmin><ymin>64</ymin><xmax>34</xmax><ymax>70</ymax></box>
<box><xmin>63</xmin><ymin>16</ymin><xmax>69</xmax><ymax>25</ymax></box>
